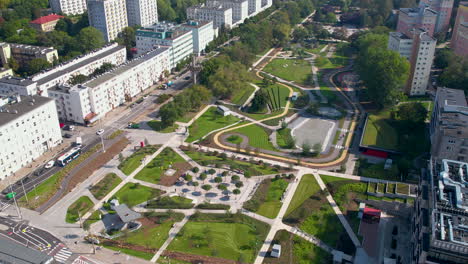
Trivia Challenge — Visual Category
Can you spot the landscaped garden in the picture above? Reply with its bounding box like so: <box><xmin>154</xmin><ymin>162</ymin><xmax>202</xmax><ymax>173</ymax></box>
<box><xmin>118</xmin><ymin>145</ymin><xmax>159</xmax><ymax>175</ymax></box>
<box><xmin>146</xmin><ymin>196</ymin><xmax>194</xmax><ymax>209</ymax></box>
<box><xmin>263</xmin><ymin>58</ymin><xmax>311</xmax><ymax>85</ymax></box>
<box><xmin>167</xmin><ymin>213</ymin><xmax>269</xmax><ymax>263</ymax></box>
<box><xmin>276</xmin><ymin>127</ymin><xmax>295</xmax><ymax>149</ymax></box>
<box><xmin>134</xmin><ymin>147</ymin><xmax>190</xmax><ymax>184</ymax></box>
<box><xmin>263</xmin><ymin>230</ymin><xmax>332</xmax><ymax>264</ymax></box>
<box><xmin>90</xmin><ymin>173</ymin><xmax>122</xmax><ymax>200</ymax></box>
<box><xmin>244</xmin><ymin>178</ymin><xmax>289</xmax><ymax>218</ymax></box>
<box><xmin>361</xmin><ymin>111</ymin><xmax>399</xmax><ymax>151</ymax></box>
<box><xmin>66</xmin><ymin>196</ymin><xmax>94</xmax><ymax>223</ymax></box>
<box><xmin>147</xmin><ymin>120</ymin><xmax>178</xmax><ymax>133</ymax></box>
<box><xmin>231</xmin><ymin>84</ymin><xmax>256</xmax><ymax>105</ymax></box>
<box><xmin>229</xmin><ymin>124</ymin><xmax>276</xmax><ymax>151</ymax></box>
<box><xmin>186</xmin><ymin>107</ymin><xmax>240</xmax><ymax>143</ymax></box>
<box><xmin>113</xmin><ymin>182</ymin><xmax>162</xmax><ymax>207</ymax></box>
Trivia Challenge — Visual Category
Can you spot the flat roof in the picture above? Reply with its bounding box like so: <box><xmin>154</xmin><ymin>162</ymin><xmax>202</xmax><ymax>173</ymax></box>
<box><xmin>0</xmin><ymin>236</ymin><xmax>53</xmax><ymax>264</ymax></box>
<box><xmin>0</xmin><ymin>76</ymin><xmax>35</xmax><ymax>86</ymax></box>
<box><xmin>0</xmin><ymin>95</ymin><xmax>53</xmax><ymax>126</ymax></box>
<box><xmin>437</xmin><ymin>87</ymin><xmax>467</xmax><ymax>108</ymax></box>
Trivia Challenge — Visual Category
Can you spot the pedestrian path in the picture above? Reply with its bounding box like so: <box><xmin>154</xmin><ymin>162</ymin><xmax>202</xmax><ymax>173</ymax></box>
<box><xmin>150</xmin><ymin>215</ymin><xmax>190</xmax><ymax>263</ymax></box>
<box><xmin>0</xmin><ymin>201</ymin><xmax>11</xmax><ymax>211</ymax></box>
<box><xmin>332</xmin><ymin>145</ymin><xmax>345</xmax><ymax>150</ymax></box>
<box><xmin>49</xmin><ymin>243</ymin><xmax>73</xmax><ymax>263</ymax></box>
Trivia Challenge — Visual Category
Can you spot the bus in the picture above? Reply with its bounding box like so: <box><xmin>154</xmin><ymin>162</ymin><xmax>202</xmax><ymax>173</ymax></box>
<box><xmin>56</xmin><ymin>147</ymin><xmax>81</xmax><ymax>166</ymax></box>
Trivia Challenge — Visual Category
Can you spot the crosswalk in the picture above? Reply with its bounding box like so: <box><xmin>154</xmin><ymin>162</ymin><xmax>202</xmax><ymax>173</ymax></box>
<box><xmin>49</xmin><ymin>244</ymin><xmax>73</xmax><ymax>263</ymax></box>
<box><xmin>332</xmin><ymin>145</ymin><xmax>345</xmax><ymax>150</ymax></box>
<box><xmin>0</xmin><ymin>201</ymin><xmax>11</xmax><ymax>211</ymax></box>
<box><xmin>72</xmin><ymin>256</ymin><xmax>98</xmax><ymax>264</ymax></box>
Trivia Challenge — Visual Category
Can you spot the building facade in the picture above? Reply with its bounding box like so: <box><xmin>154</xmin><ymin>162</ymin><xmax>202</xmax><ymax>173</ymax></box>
<box><xmin>248</xmin><ymin>0</ymin><xmax>262</xmax><ymax>15</ymax></box>
<box><xmin>126</xmin><ymin>0</ymin><xmax>158</xmax><ymax>27</ymax></box>
<box><xmin>181</xmin><ymin>20</ymin><xmax>216</xmax><ymax>55</ymax></box>
<box><xmin>420</xmin><ymin>0</ymin><xmax>455</xmax><ymax>33</ymax></box>
<box><xmin>136</xmin><ymin>22</ymin><xmax>193</xmax><ymax>68</ymax></box>
<box><xmin>49</xmin><ymin>47</ymin><xmax>170</xmax><ymax>124</ymax></box>
<box><xmin>0</xmin><ymin>94</ymin><xmax>62</xmax><ymax>180</ymax></box>
<box><xmin>0</xmin><ymin>43</ymin><xmax>58</xmax><ymax>67</ymax></box>
<box><xmin>88</xmin><ymin>0</ymin><xmax>129</xmax><ymax>42</ymax></box>
<box><xmin>451</xmin><ymin>2</ymin><xmax>468</xmax><ymax>56</ymax></box>
<box><xmin>207</xmin><ymin>0</ymin><xmax>249</xmax><ymax>24</ymax></box>
<box><xmin>187</xmin><ymin>4</ymin><xmax>233</xmax><ymax>29</ymax></box>
<box><xmin>397</xmin><ymin>7</ymin><xmax>437</xmax><ymax>38</ymax></box>
<box><xmin>49</xmin><ymin>0</ymin><xmax>87</xmax><ymax>15</ymax></box>
<box><xmin>29</xmin><ymin>14</ymin><xmax>64</xmax><ymax>33</ymax></box>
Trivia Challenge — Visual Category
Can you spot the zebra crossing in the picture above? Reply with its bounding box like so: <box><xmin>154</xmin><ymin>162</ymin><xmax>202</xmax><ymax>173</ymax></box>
<box><xmin>49</xmin><ymin>244</ymin><xmax>73</xmax><ymax>263</ymax></box>
<box><xmin>72</xmin><ymin>256</ymin><xmax>98</xmax><ymax>264</ymax></box>
<box><xmin>332</xmin><ymin>145</ymin><xmax>345</xmax><ymax>150</ymax></box>
<box><xmin>0</xmin><ymin>201</ymin><xmax>11</xmax><ymax>211</ymax></box>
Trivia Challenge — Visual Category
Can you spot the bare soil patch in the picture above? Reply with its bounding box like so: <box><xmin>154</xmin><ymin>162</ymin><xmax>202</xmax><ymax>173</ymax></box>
<box><xmin>158</xmin><ymin>161</ymin><xmax>192</xmax><ymax>186</ymax></box>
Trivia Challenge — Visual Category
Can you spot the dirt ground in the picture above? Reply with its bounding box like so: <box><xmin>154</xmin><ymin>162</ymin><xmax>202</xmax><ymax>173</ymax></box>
<box><xmin>158</xmin><ymin>161</ymin><xmax>192</xmax><ymax>186</ymax></box>
<box><xmin>162</xmin><ymin>251</ymin><xmax>236</xmax><ymax>264</ymax></box>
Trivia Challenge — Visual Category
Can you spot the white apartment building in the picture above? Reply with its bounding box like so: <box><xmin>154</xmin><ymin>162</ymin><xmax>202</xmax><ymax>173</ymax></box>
<box><xmin>0</xmin><ymin>94</ymin><xmax>62</xmax><ymax>180</ymax></box>
<box><xmin>126</xmin><ymin>0</ymin><xmax>158</xmax><ymax>27</ymax></box>
<box><xmin>49</xmin><ymin>0</ymin><xmax>87</xmax><ymax>15</ymax></box>
<box><xmin>261</xmin><ymin>0</ymin><xmax>272</xmax><ymax>9</ymax></box>
<box><xmin>207</xmin><ymin>0</ymin><xmax>249</xmax><ymax>24</ymax></box>
<box><xmin>0</xmin><ymin>44</ymin><xmax>127</xmax><ymax>96</ymax></box>
<box><xmin>388</xmin><ymin>32</ymin><xmax>414</xmax><ymax>59</ymax></box>
<box><xmin>88</xmin><ymin>0</ymin><xmax>129</xmax><ymax>42</ymax></box>
<box><xmin>187</xmin><ymin>4</ymin><xmax>233</xmax><ymax>29</ymax></box>
<box><xmin>181</xmin><ymin>20</ymin><xmax>216</xmax><ymax>55</ymax></box>
<box><xmin>49</xmin><ymin>47</ymin><xmax>170</xmax><ymax>124</ymax></box>
<box><xmin>248</xmin><ymin>0</ymin><xmax>262</xmax><ymax>15</ymax></box>
<box><xmin>136</xmin><ymin>22</ymin><xmax>193</xmax><ymax>69</ymax></box>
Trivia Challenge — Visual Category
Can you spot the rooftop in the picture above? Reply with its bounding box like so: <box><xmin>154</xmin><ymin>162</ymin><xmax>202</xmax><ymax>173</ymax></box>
<box><xmin>390</xmin><ymin>31</ymin><xmax>411</xmax><ymax>40</ymax></box>
<box><xmin>437</xmin><ymin>87</ymin><xmax>467</xmax><ymax>109</ymax></box>
<box><xmin>0</xmin><ymin>76</ymin><xmax>35</xmax><ymax>86</ymax></box>
<box><xmin>114</xmin><ymin>204</ymin><xmax>141</xmax><ymax>223</ymax></box>
<box><xmin>188</xmin><ymin>3</ymin><xmax>232</xmax><ymax>11</ymax></box>
<box><xmin>30</xmin><ymin>14</ymin><xmax>64</xmax><ymax>25</ymax></box>
<box><xmin>182</xmin><ymin>20</ymin><xmax>213</xmax><ymax>28</ymax></box>
<box><xmin>3</xmin><ymin>43</ymin><xmax>57</xmax><ymax>54</ymax></box>
<box><xmin>0</xmin><ymin>95</ymin><xmax>53</xmax><ymax>126</ymax></box>
<box><xmin>0</xmin><ymin>236</ymin><xmax>53</xmax><ymax>264</ymax></box>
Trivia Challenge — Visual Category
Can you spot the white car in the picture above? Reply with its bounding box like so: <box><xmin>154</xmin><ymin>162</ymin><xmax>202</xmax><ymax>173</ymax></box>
<box><xmin>96</xmin><ymin>129</ymin><xmax>105</xmax><ymax>135</ymax></box>
<box><xmin>44</xmin><ymin>160</ymin><xmax>55</xmax><ymax>169</ymax></box>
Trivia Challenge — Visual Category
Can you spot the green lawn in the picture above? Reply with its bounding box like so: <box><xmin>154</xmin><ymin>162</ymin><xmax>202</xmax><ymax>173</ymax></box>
<box><xmin>187</xmin><ymin>107</ymin><xmax>240</xmax><ymax>143</ymax></box>
<box><xmin>277</xmin><ymin>128</ymin><xmax>295</xmax><ymax>149</ymax></box>
<box><xmin>285</xmin><ymin>174</ymin><xmax>320</xmax><ymax>216</ymax></box>
<box><xmin>147</xmin><ymin>120</ymin><xmax>178</xmax><ymax>133</ymax></box>
<box><xmin>121</xmin><ymin>220</ymin><xmax>174</xmax><ymax>249</ymax></box>
<box><xmin>103</xmin><ymin>245</ymin><xmax>153</xmax><ymax>260</ymax></box>
<box><xmin>263</xmin><ymin>58</ymin><xmax>311</xmax><ymax>85</ymax></box>
<box><xmin>114</xmin><ymin>183</ymin><xmax>162</xmax><ymax>207</ymax></box>
<box><xmin>226</xmin><ymin>134</ymin><xmax>243</xmax><ymax>144</ymax></box>
<box><xmin>315</xmin><ymin>55</ymin><xmax>347</xmax><ymax>70</ymax></box>
<box><xmin>244</xmin><ymin>179</ymin><xmax>289</xmax><ymax>219</ymax></box>
<box><xmin>262</xmin><ymin>83</ymin><xmax>291</xmax><ymax>109</ymax></box>
<box><xmin>118</xmin><ymin>145</ymin><xmax>159</xmax><ymax>175</ymax></box>
<box><xmin>90</xmin><ymin>173</ymin><xmax>122</xmax><ymax>200</ymax></box>
<box><xmin>66</xmin><ymin>196</ymin><xmax>94</xmax><ymax>223</ymax></box>
<box><xmin>231</xmin><ymin>84</ymin><xmax>256</xmax><ymax>105</ymax></box>
<box><xmin>146</xmin><ymin>196</ymin><xmax>194</xmax><ymax>209</ymax></box>
<box><xmin>230</xmin><ymin>124</ymin><xmax>276</xmax><ymax>151</ymax></box>
<box><xmin>305</xmin><ymin>43</ymin><xmax>327</xmax><ymax>54</ymax></box>
<box><xmin>135</xmin><ymin>147</ymin><xmax>188</xmax><ymax>184</ymax></box>
<box><xmin>362</xmin><ymin>111</ymin><xmax>399</xmax><ymax>151</ymax></box>
<box><xmin>83</xmin><ymin>210</ymin><xmax>102</xmax><ymax>230</ymax></box>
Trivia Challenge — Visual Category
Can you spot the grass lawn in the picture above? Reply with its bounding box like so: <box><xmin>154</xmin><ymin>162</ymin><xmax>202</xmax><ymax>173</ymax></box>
<box><xmin>357</xmin><ymin>159</ymin><xmax>400</xmax><ymax>181</ymax></box>
<box><xmin>146</xmin><ymin>196</ymin><xmax>194</xmax><ymax>209</ymax></box>
<box><xmin>305</xmin><ymin>43</ymin><xmax>327</xmax><ymax>54</ymax></box>
<box><xmin>244</xmin><ymin>178</ymin><xmax>289</xmax><ymax>219</ymax></box>
<box><xmin>315</xmin><ymin>55</ymin><xmax>347</xmax><ymax>70</ymax></box>
<box><xmin>103</xmin><ymin>245</ymin><xmax>153</xmax><ymax>260</ymax></box>
<box><xmin>177</xmin><ymin>105</ymin><xmax>207</xmax><ymax>123</ymax></box>
<box><xmin>65</xmin><ymin>196</ymin><xmax>94</xmax><ymax>223</ymax></box>
<box><xmin>263</xmin><ymin>230</ymin><xmax>332</xmax><ymax>264</ymax></box>
<box><xmin>187</xmin><ymin>107</ymin><xmax>240</xmax><ymax>143</ymax></box>
<box><xmin>118</xmin><ymin>145</ymin><xmax>159</xmax><ymax>175</ymax></box>
<box><xmin>90</xmin><ymin>173</ymin><xmax>122</xmax><ymax>200</ymax></box>
<box><xmin>83</xmin><ymin>210</ymin><xmax>102</xmax><ymax>230</ymax></box>
<box><xmin>147</xmin><ymin>120</ymin><xmax>178</xmax><ymax>133</ymax></box>
<box><xmin>183</xmin><ymin>149</ymin><xmax>282</xmax><ymax>176</ymax></box>
<box><xmin>230</xmin><ymin>124</ymin><xmax>276</xmax><ymax>151</ymax></box>
<box><xmin>263</xmin><ymin>58</ymin><xmax>311</xmax><ymax>85</ymax></box>
<box><xmin>362</xmin><ymin>111</ymin><xmax>399</xmax><ymax>151</ymax></box>
<box><xmin>168</xmin><ymin>213</ymin><xmax>269</xmax><ymax>263</ymax></box>
<box><xmin>19</xmin><ymin>144</ymin><xmax>101</xmax><ymax>209</ymax></box>
<box><xmin>262</xmin><ymin>83</ymin><xmax>291</xmax><ymax>109</ymax></box>
<box><xmin>134</xmin><ymin>147</ymin><xmax>188</xmax><ymax>184</ymax></box>
<box><xmin>277</xmin><ymin>128</ymin><xmax>294</xmax><ymax>149</ymax></box>
<box><xmin>114</xmin><ymin>183</ymin><xmax>162</xmax><ymax>207</ymax></box>
<box><xmin>231</xmin><ymin>84</ymin><xmax>256</xmax><ymax>105</ymax></box>
<box><xmin>226</xmin><ymin>134</ymin><xmax>242</xmax><ymax>144</ymax></box>
<box><xmin>120</xmin><ymin>220</ymin><xmax>173</xmax><ymax>249</ymax></box>
<box><xmin>285</xmin><ymin>174</ymin><xmax>320</xmax><ymax>216</ymax></box>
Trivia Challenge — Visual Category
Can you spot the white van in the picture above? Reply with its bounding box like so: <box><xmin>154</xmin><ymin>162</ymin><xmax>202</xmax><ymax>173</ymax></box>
<box><xmin>75</xmin><ymin>137</ymin><xmax>82</xmax><ymax>147</ymax></box>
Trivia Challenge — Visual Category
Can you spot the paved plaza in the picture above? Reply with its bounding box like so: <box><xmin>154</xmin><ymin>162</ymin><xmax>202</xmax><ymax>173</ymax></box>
<box><xmin>289</xmin><ymin>116</ymin><xmax>336</xmax><ymax>153</ymax></box>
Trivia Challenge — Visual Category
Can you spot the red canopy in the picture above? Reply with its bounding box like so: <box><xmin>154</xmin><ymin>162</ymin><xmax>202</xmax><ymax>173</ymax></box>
<box><xmin>364</xmin><ymin>207</ymin><xmax>381</xmax><ymax>217</ymax></box>
<box><xmin>362</xmin><ymin>149</ymin><xmax>388</xmax><ymax>158</ymax></box>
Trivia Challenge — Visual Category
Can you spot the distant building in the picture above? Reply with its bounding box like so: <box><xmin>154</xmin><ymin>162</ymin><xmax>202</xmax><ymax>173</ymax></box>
<box><xmin>0</xmin><ymin>94</ymin><xmax>62</xmax><ymax>180</ymax></box>
<box><xmin>180</xmin><ymin>20</ymin><xmax>216</xmax><ymax>55</ymax></box>
<box><xmin>451</xmin><ymin>2</ymin><xmax>468</xmax><ymax>56</ymax></box>
<box><xmin>248</xmin><ymin>0</ymin><xmax>262</xmax><ymax>16</ymax></box>
<box><xmin>207</xmin><ymin>0</ymin><xmax>249</xmax><ymax>24</ymax></box>
<box><xmin>419</xmin><ymin>0</ymin><xmax>455</xmax><ymax>33</ymax></box>
<box><xmin>0</xmin><ymin>43</ymin><xmax>58</xmax><ymax>67</ymax></box>
<box><xmin>187</xmin><ymin>4</ymin><xmax>233</xmax><ymax>29</ymax></box>
<box><xmin>88</xmin><ymin>0</ymin><xmax>129</xmax><ymax>42</ymax></box>
<box><xmin>126</xmin><ymin>0</ymin><xmax>158</xmax><ymax>27</ymax></box>
<box><xmin>397</xmin><ymin>7</ymin><xmax>437</xmax><ymax>37</ymax></box>
<box><xmin>49</xmin><ymin>0</ymin><xmax>87</xmax><ymax>15</ymax></box>
<box><xmin>29</xmin><ymin>14</ymin><xmax>64</xmax><ymax>33</ymax></box>
<box><xmin>429</xmin><ymin>87</ymin><xmax>468</xmax><ymax>163</ymax></box>
<box><xmin>0</xmin><ymin>236</ymin><xmax>54</xmax><ymax>263</ymax></box>
<box><xmin>0</xmin><ymin>68</ymin><xmax>13</xmax><ymax>79</ymax></box>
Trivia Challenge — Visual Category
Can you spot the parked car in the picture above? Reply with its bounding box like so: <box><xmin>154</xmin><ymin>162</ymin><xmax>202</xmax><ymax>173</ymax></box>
<box><xmin>67</xmin><ymin>125</ymin><xmax>75</xmax><ymax>131</ymax></box>
<box><xmin>184</xmin><ymin>76</ymin><xmax>191</xmax><ymax>80</ymax></box>
<box><xmin>64</xmin><ymin>133</ymin><xmax>73</xmax><ymax>138</ymax></box>
<box><xmin>45</xmin><ymin>160</ymin><xmax>55</xmax><ymax>169</ymax></box>
<box><xmin>96</xmin><ymin>129</ymin><xmax>105</xmax><ymax>135</ymax></box>
<box><xmin>127</xmin><ymin>122</ymin><xmax>140</xmax><ymax>129</ymax></box>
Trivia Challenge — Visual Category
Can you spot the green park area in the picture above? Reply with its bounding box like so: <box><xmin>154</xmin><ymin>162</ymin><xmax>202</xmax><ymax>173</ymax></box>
<box><xmin>118</xmin><ymin>145</ymin><xmax>159</xmax><ymax>175</ymax></box>
<box><xmin>134</xmin><ymin>147</ymin><xmax>189</xmax><ymax>184</ymax></box>
<box><xmin>244</xmin><ymin>178</ymin><xmax>289</xmax><ymax>218</ymax></box>
<box><xmin>187</xmin><ymin>107</ymin><xmax>240</xmax><ymax>143</ymax></box>
<box><xmin>263</xmin><ymin>230</ymin><xmax>332</xmax><ymax>264</ymax></box>
<box><xmin>65</xmin><ymin>196</ymin><xmax>94</xmax><ymax>223</ymax></box>
<box><xmin>147</xmin><ymin>120</ymin><xmax>178</xmax><ymax>133</ymax></box>
<box><xmin>361</xmin><ymin>111</ymin><xmax>399</xmax><ymax>151</ymax></box>
<box><xmin>183</xmin><ymin>148</ymin><xmax>282</xmax><ymax>176</ymax></box>
<box><xmin>263</xmin><ymin>58</ymin><xmax>311</xmax><ymax>85</ymax></box>
<box><xmin>284</xmin><ymin>174</ymin><xmax>351</xmax><ymax>252</ymax></box>
<box><xmin>305</xmin><ymin>43</ymin><xmax>327</xmax><ymax>54</ymax></box>
<box><xmin>90</xmin><ymin>173</ymin><xmax>122</xmax><ymax>200</ymax></box>
<box><xmin>315</xmin><ymin>54</ymin><xmax>347</xmax><ymax>70</ymax></box>
<box><xmin>146</xmin><ymin>196</ymin><xmax>194</xmax><ymax>209</ymax></box>
<box><xmin>113</xmin><ymin>182</ymin><xmax>162</xmax><ymax>207</ymax></box>
<box><xmin>276</xmin><ymin>128</ymin><xmax>295</xmax><ymax>149</ymax></box>
<box><xmin>231</xmin><ymin>84</ymin><xmax>256</xmax><ymax>105</ymax></box>
<box><xmin>168</xmin><ymin>213</ymin><xmax>269</xmax><ymax>263</ymax></box>
<box><xmin>229</xmin><ymin>124</ymin><xmax>276</xmax><ymax>152</ymax></box>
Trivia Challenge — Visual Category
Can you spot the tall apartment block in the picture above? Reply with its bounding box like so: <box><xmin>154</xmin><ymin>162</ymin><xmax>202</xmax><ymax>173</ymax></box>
<box><xmin>187</xmin><ymin>4</ymin><xmax>233</xmax><ymax>29</ymax></box>
<box><xmin>248</xmin><ymin>0</ymin><xmax>262</xmax><ymax>15</ymax></box>
<box><xmin>206</xmin><ymin>0</ymin><xmax>249</xmax><ymax>25</ymax></box>
<box><xmin>397</xmin><ymin>7</ymin><xmax>437</xmax><ymax>37</ymax></box>
<box><xmin>88</xmin><ymin>0</ymin><xmax>129</xmax><ymax>42</ymax></box>
<box><xmin>49</xmin><ymin>0</ymin><xmax>87</xmax><ymax>15</ymax></box>
<box><xmin>126</xmin><ymin>0</ymin><xmax>158</xmax><ymax>27</ymax></box>
<box><xmin>420</xmin><ymin>0</ymin><xmax>455</xmax><ymax>33</ymax></box>
<box><xmin>0</xmin><ymin>94</ymin><xmax>62</xmax><ymax>180</ymax></box>
<box><xmin>451</xmin><ymin>2</ymin><xmax>468</xmax><ymax>56</ymax></box>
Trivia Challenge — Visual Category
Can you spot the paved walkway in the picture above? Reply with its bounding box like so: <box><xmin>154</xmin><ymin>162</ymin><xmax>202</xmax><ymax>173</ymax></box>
<box><xmin>150</xmin><ymin>215</ymin><xmax>190</xmax><ymax>262</ymax></box>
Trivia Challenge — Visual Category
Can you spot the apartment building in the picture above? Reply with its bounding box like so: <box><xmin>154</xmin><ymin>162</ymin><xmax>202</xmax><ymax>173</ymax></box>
<box><xmin>0</xmin><ymin>44</ymin><xmax>127</xmax><ymax>96</ymax></box>
<box><xmin>420</xmin><ymin>0</ymin><xmax>455</xmax><ymax>33</ymax></box>
<box><xmin>261</xmin><ymin>0</ymin><xmax>272</xmax><ymax>9</ymax></box>
<box><xmin>29</xmin><ymin>14</ymin><xmax>64</xmax><ymax>33</ymax></box>
<box><xmin>207</xmin><ymin>0</ymin><xmax>249</xmax><ymax>24</ymax></box>
<box><xmin>411</xmin><ymin>158</ymin><xmax>468</xmax><ymax>264</ymax></box>
<box><xmin>126</xmin><ymin>0</ymin><xmax>158</xmax><ymax>27</ymax></box>
<box><xmin>388</xmin><ymin>32</ymin><xmax>414</xmax><ymax>59</ymax></box>
<box><xmin>248</xmin><ymin>0</ymin><xmax>262</xmax><ymax>15</ymax></box>
<box><xmin>0</xmin><ymin>94</ymin><xmax>62</xmax><ymax>180</ymax></box>
<box><xmin>0</xmin><ymin>68</ymin><xmax>13</xmax><ymax>79</ymax></box>
<box><xmin>0</xmin><ymin>43</ymin><xmax>58</xmax><ymax>67</ymax></box>
<box><xmin>136</xmin><ymin>22</ymin><xmax>193</xmax><ymax>69</ymax></box>
<box><xmin>181</xmin><ymin>20</ymin><xmax>216</xmax><ymax>55</ymax></box>
<box><xmin>88</xmin><ymin>0</ymin><xmax>129</xmax><ymax>42</ymax></box>
<box><xmin>397</xmin><ymin>7</ymin><xmax>437</xmax><ymax>37</ymax></box>
<box><xmin>49</xmin><ymin>47</ymin><xmax>170</xmax><ymax>124</ymax></box>
<box><xmin>451</xmin><ymin>2</ymin><xmax>468</xmax><ymax>56</ymax></box>
<box><xmin>430</xmin><ymin>87</ymin><xmax>468</xmax><ymax>163</ymax></box>
<box><xmin>187</xmin><ymin>4</ymin><xmax>233</xmax><ymax>29</ymax></box>
<box><xmin>49</xmin><ymin>0</ymin><xmax>87</xmax><ymax>15</ymax></box>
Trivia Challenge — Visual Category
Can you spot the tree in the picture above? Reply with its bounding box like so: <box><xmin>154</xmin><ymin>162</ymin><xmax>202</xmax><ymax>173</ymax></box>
<box><xmin>250</xmin><ymin>89</ymin><xmax>269</xmax><ymax>112</ymax></box>
<box><xmin>26</xmin><ymin>58</ymin><xmax>51</xmax><ymax>75</ymax></box>
<box><xmin>231</xmin><ymin>175</ymin><xmax>240</xmax><ymax>182</ymax></box>
<box><xmin>192</xmin><ymin>167</ymin><xmax>200</xmax><ymax>173</ymax></box>
<box><xmin>302</xmin><ymin>142</ymin><xmax>311</xmax><ymax>156</ymax></box>
<box><xmin>218</xmin><ymin>184</ymin><xmax>227</xmax><ymax>191</ymax></box>
<box><xmin>118</xmin><ymin>153</ymin><xmax>124</xmax><ymax>163</ymax></box>
<box><xmin>214</xmin><ymin>177</ymin><xmax>222</xmax><ymax>183</ymax></box>
<box><xmin>208</xmin><ymin>168</ymin><xmax>216</xmax><ymax>175</ymax></box>
<box><xmin>192</xmin><ymin>181</ymin><xmax>199</xmax><ymax>190</ymax></box>
<box><xmin>185</xmin><ymin>174</ymin><xmax>193</xmax><ymax>182</ymax></box>
<box><xmin>68</xmin><ymin>74</ymin><xmax>88</xmax><ymax>85</ymax></box>
<box><xmin>397</xmin><ymin>102</ymin><xmax>428</xmax><ymax>124</ymax></box>
<box><xmin>76</xmin><ymin>27</ymin><xmax>105</xmax><ymax>53</ymax></box>
<box><xmin>312</xmin><ymin>143</ymin><xmax>321</xmax><ymax>155</ymax></box>
<box><xmin>199</xmin><ymin>173</ymin><xmax>207</xmax><ymax>183</ymax></box>
<box><xmin>201</xmin><ymin>184</ymin><xmax>212</xmax><ymax>191</ymax></box>
<box><xmin>235</xmin><ymin>182</ymin><xmax>244</xmax><ymax>188</ymax></box>
<box><xmin>233</xmin><ymin>189</ymin><xmax>241</xmax><ymax>195</ymax></box>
